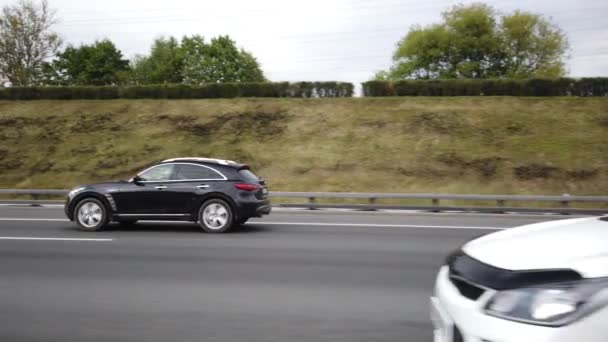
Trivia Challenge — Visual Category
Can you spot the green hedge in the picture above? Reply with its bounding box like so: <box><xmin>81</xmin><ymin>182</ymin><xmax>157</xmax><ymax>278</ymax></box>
<box><xmin>0</xmin><ymin>82</ymin><xmax>354</xmax><ymax>100</ymax></box>
<box><xmin>362</xmin><ymin>78</ymin><xmax>608</xmax><ymax>97</ymax></box>
<box><xmin>285</xmin><ymin>82</ymin><xmax>354</xmax><ymax>98</ymax></box>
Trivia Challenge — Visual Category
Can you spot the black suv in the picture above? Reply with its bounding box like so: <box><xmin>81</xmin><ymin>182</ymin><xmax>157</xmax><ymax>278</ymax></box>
<box><xmin>65</xmin><ymin>158</ymin><xmax>271</xmax><ymax>233</ymax></box>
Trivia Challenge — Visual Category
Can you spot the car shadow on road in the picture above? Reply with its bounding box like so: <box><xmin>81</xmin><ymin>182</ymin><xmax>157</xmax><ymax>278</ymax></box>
<box><xmin>81</xmin><ymin>222</ymin><xmax>273</xmax><ymax>234</ymax></box>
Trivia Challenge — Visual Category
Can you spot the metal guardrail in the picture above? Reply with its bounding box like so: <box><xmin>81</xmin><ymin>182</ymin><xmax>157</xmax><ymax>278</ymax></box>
<box><xmin>270</xmin><ymin>192</ymin><xmax>608</xmax><ymax>215</ymax></box>
<box><xmin>0</xmin><ymin>189</ymin><xmax>68</xmax><ymax>197</ymax></box>
<box><xmin>0</xmin><ymin>189</ymin><xmax>607</xmax><ymax>215</ymax></box>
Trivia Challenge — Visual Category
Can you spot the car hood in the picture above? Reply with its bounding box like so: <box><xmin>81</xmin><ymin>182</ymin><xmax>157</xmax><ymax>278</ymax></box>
<box><xmin>72</xmin><ymin>181</ymin><xmax>128</xmax><ymax>193</ymax></box>
<box><xmin>463</xmin><ymin>217</ymin><xmax>608</xmax><ymax>278</ymax></box>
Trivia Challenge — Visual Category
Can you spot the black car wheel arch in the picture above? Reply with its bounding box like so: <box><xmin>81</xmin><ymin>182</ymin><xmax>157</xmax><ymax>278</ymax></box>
<box><xmin>196</xmin><ymin>192</ymin><xmax>239</xmax><ymax>219</ymax></box>
<box><xmin>68</xmin><ymin>192</ymin><xmax>113</xmax><ymax>221</ymax></box>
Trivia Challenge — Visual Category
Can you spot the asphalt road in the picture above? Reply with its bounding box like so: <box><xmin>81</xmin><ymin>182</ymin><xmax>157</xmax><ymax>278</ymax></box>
<box><xmin>0</xmin><ymin>206</ymin><xmax>576</xmax><ymax>342</ymax></box>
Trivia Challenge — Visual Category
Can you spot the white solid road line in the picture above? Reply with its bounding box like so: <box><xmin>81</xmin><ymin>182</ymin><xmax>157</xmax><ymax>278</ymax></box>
<box><xmin>251</xmin><ymin>221</ymin><xmax>502</xmax><ymax>230</ymax></box>
<box><xmin>0</xmin><ymin>204</ymin><xmax>64</xmax><ymax>208</ymax></box>
<box><xmin>0</xmin><ymin>217</ymin><xmax>503</xmax><ymax>230</ymax></box>
<box><xmin>0</xmin><ymin>218</ymin><xmax>67</xmax><ymax>221</ymax></box>
<box><xmin>0</xmin><ymin>237</ymin><xmax>113</xmax><ymax>241</ymax></box>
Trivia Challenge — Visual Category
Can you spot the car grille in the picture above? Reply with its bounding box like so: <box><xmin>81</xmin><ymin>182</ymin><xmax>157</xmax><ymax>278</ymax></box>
<box><xmin>449</xmin><ymin>275</ymin><xmax>485</xmax><ymax>300</ymax></box>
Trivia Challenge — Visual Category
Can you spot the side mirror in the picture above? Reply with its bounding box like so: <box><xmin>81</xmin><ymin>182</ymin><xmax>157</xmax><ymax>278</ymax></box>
<box><xmin>132</xmin><ymin>175</ymin><xmax>144</xmax><ymax>185</ymax></box>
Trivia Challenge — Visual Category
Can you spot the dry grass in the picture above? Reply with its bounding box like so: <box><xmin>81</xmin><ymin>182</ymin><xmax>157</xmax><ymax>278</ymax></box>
<box><xmin>0</xmin><ymin>97</ymin><xmax>607</xmax><ymax>195</ymax></box>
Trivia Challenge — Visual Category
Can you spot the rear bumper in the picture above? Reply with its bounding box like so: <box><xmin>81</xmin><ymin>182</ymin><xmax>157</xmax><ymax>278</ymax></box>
<box><xmin>255</xmin><ymin>204</ymin><xmax>272</xmax><ymax>215</ymax></box>
<box><xmin>238</xmin><ymin>199</ymin><xmax>271</xmax><ymax>218</ymax></box>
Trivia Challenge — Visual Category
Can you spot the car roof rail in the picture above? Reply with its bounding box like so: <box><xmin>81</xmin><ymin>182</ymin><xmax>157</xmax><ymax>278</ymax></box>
<box><xmin>161</xmin><ymin>157</ymin><xmax>238</xmax><ymax>166</ymax></box>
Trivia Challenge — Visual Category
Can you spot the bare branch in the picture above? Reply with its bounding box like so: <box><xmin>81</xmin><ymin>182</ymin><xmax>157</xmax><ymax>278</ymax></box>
<box><xmin>0</xmin><ymin>0</ymin><xmax>62</xmax><ymax>85</ymax></box>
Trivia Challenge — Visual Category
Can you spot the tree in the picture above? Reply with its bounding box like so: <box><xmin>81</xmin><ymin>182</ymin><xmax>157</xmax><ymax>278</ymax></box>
<box><xmin>182</xmin><ymin>35</ymin><xmax>266</xmax><ymax>84</ymax></box>
<box><xmin>129</xmin><ymin>35</ymin><xmax>266</xmax><ymax>84</ymax></box>
<box><xmin>500</xmin><ymin>11</ymin><xmax>568</xmax><ymax>78</ymax></box>
<box><xmin>377</xmin><ymin>3</ymin><xmax>568</xmax><ymax>80</ymax></box>
<box><xmin>43</xmin><ymin>39</ymin><xmax>129</xmax><ymax>85</ymax></box>
<box><xmin>0</xmin><ymin>0</ymin><xmax>61</xmax><ymax>86</ymax></box>
<box><xmin>130</xmin><ymin>36</ymin><xmax>185</xmax><ymax>84</ymax></box>
<box><xmin>388</xmin><ymin>24</ymin><xmax>451</xmax><ymax>79</ymax></box>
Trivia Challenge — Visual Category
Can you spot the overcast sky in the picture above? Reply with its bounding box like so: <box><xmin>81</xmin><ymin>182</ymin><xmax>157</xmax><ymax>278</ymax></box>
<box><xmin>2</xmin><ymin>0</ymin><xmax>607</xmax><ymax>84</ymax></box>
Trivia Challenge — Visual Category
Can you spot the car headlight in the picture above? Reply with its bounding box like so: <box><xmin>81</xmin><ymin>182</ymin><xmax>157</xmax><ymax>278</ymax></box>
<box><xmin>485</xmin><ymin>279</ymin><xmax>608</xmax><ymax>326</ymax></box>
<box><xmin>68</xmin><ymin>187</ymin><xmax>86</xmax><ymax>199</ymax></box>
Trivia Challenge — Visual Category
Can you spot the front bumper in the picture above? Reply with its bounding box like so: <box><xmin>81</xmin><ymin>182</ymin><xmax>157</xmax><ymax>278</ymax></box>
<box><xmin>64</xmin><ymin>198</ymin><xmax>74</xmax><ymax>221</ymax></box>
<box><xmin>431</xmin><ymin>266</ymin><xmax>608</xmax><ymax>342</ymax></box>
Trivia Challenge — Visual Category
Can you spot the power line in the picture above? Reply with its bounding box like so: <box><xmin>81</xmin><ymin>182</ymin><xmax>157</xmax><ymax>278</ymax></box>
<box><xmin>56</xmin><ymin>1</ymin><xmax>608</xmax><ymax>25</ymax></box>
<box><xmin>57</xmin><ymin>0</ymin><xmax>447</xmax><ymax>19</ymax></box>
<box><xmin>56</xmin><ymin>21</ymin><xmax>608</xmax><ymax>47</ymax></box>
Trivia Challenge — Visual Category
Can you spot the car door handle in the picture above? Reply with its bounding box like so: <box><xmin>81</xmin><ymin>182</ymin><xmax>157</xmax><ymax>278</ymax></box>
<box><xmin>197</xmin><ymin>185</ymin><xmax>209</xmax><ymax>189</ymax></box>
<box><xmin>154</xmin><ymin>185</ymin><xmax>167</xmax><ymax>190</ymax></box>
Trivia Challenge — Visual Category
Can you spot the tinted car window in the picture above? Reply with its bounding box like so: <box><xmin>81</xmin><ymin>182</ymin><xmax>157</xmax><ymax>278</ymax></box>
<box><xmin>174</xmin><ymin>164</ymin><xmax>224</xmax><ymax>180</ymax></box>
<box><xmin>139</xmin><ymin>164</ymin><xmax>175</xmax><ymax>181</ymax></box>
<box><xmin>238</xmin><ymin>169</ymin><xmax>259</xmax><ymax>181</ymax></box>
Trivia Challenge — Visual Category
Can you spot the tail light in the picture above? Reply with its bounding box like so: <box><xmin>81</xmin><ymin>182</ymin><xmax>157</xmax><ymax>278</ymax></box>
<box><xmin>234</xmin><ymin>183</ymin><xmax>259</xmax><ymax>191</ymax></box>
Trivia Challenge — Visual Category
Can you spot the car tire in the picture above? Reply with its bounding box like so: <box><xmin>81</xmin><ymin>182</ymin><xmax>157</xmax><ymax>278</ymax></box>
<box><xmin>74</xmin><ymin>198</ymin><xmax>109</xmax><ymax>232</ymax></box>
<box><xmin>198</xmin><ymin>199</ymin><xmax>234</xmax><ymax>233</ymax></box>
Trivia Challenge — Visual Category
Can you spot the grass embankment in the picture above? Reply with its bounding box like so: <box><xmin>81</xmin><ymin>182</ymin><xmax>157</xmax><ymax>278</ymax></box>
<box><xmin>0</xmin><ymin>97</ymin><xmax>607</xmax><ymax>198</ymax></box>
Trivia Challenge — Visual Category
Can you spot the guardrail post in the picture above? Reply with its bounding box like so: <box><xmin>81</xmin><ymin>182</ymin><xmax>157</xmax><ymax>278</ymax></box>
<box><xmin>560</xmin><ymin>199</ymin><xmax>570</xmax><ymax>215</ymax></box>
<box><xmin>495</xmin><ymin>200</ymin><xmax>505</xmax><ymax>214</ymax></box>
<box><xmin>559</xmin><ymin>194</ymin><xmax>570</xmax><ymax>215</ymax></box>
<box><xmin>31</xmin><ymin>193</ymin><xmax>42</xmax><ymax>207</ymax></box>
<box><xmin>431</xmin><ymin>198</ymin><xmax>440</xmax><ymax>212</ymax></box>
<box><xmin>365</xmin><ymin>197</ymin><xmax>377</xmax><ymax>211</ymax></box>
<box><xmin>308</xmin><ymin>197</ymin><xmax>317</xmax><ymax>210</ymax></box>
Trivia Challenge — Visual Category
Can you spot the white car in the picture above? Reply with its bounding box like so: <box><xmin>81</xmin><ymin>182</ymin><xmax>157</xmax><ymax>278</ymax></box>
<box><xmin>431</xmin><ymin>216</ymin><xmax>608</xmax><ymax>342</ymax></box>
